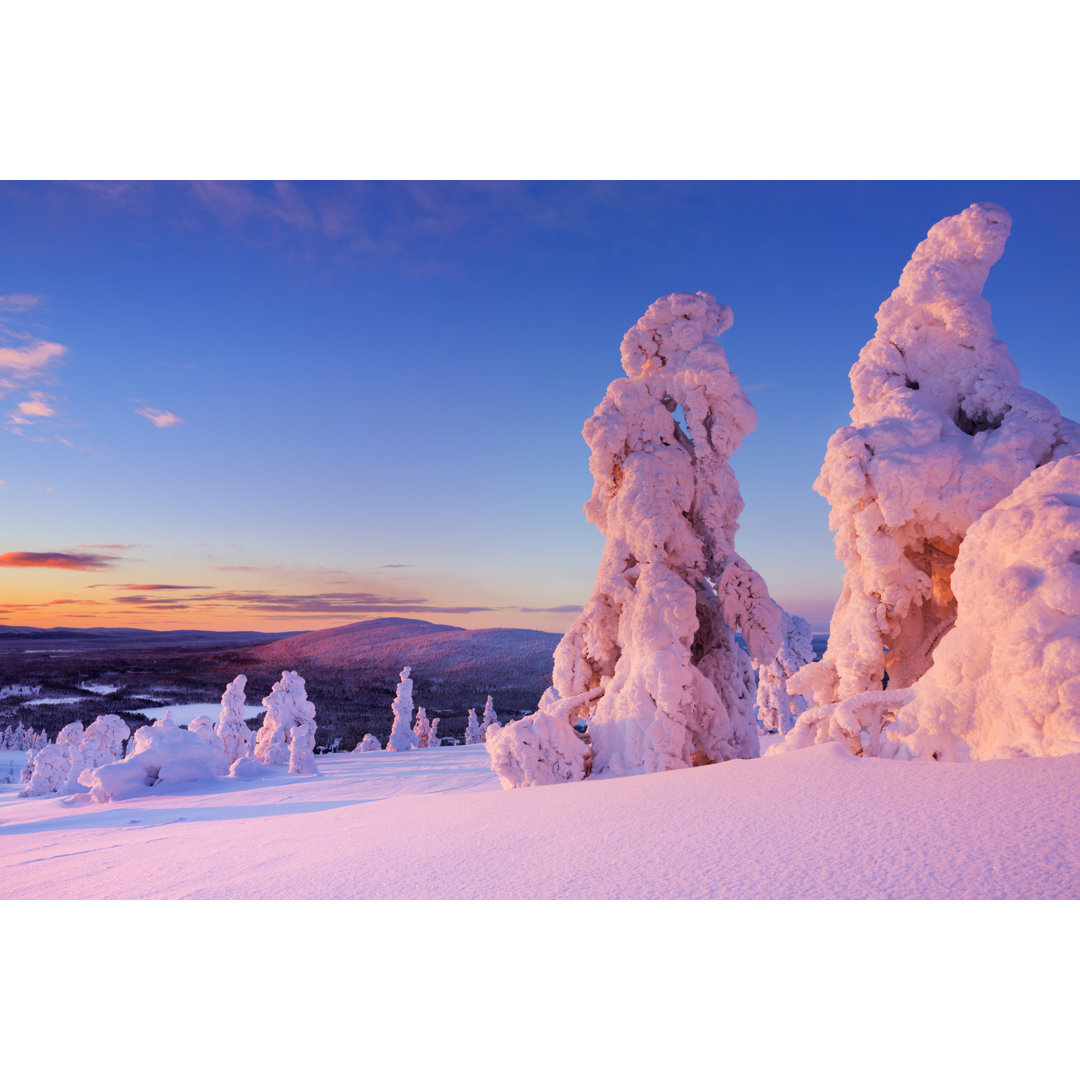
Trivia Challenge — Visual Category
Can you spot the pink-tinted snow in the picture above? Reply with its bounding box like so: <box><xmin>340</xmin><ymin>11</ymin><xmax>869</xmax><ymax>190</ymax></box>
<box><xmin>1</xmin><ymin>742</ymin><xmax>1076</xmax><ymax>899</ymax></box>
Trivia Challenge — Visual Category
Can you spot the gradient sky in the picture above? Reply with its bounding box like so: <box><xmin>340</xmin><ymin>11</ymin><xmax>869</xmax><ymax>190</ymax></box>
<box><xmin>2</xmin><ymin>180</ymin><xmax>1078</xmax><ymax>634</ymax></box>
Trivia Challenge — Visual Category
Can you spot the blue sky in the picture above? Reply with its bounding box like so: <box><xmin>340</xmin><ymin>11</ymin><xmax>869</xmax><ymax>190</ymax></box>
<box><xmin>2</xmin><ymin>180</ymin><xmax>1078</xmax><ymax>632</ymax></box>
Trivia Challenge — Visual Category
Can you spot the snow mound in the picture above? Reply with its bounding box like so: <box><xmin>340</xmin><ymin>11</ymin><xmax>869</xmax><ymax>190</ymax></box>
<box><xmin>790</xmin><ymin>202</ymin><xmax>1080</xmax><ymax>722</ymax></box>
<box><xmin>81</xmin><ymin>715</ymin><xmax>227</xmax><ymax>802</ymax></box>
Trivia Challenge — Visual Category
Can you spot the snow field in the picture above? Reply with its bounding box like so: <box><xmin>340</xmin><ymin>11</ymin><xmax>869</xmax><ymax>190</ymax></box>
<box><xmin>2</xmin><ymin>742</ymin><xmax>1077</xmax><ymax>900</ymax></box>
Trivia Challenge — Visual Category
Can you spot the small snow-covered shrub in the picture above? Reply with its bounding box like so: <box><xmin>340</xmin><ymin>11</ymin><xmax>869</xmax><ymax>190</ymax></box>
<box><xmin>413</xmin><ymin>706</ymin><xmax>432</xmax><ymax>748</ymax></box>
<box><xmin>187</xmin><ymin>715</ymin><xmax>230</xmax><ymax>774</ymax></box>
<box><xmin>355</xmin><ymin>733</ymin><xmax>381</xmax><ymax>752</ymax></box>
<box><xmin>486</xmin><ymin>688</ymin><xmax>597</xmax><ymax>789</ymax></box>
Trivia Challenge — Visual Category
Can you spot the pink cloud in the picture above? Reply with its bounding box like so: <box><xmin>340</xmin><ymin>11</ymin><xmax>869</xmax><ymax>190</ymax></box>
<box><xmin>135</xmin><ymin>406</ymin><xmax>185</xmax><ymax>428</ymax></box>
<box><xmin>0</xmin><ymin>550</ymin><xmax>123</xmax><ymax>571</ymax></box>
<box><xmin>0</xmin><ymin>340</ymin><xmax>67</xmax><ymax>385</ymax></box>
<box><xmin>0</xmin><ymin>294</ymin><xmax>44</xmax><ymax>313</ymax></box>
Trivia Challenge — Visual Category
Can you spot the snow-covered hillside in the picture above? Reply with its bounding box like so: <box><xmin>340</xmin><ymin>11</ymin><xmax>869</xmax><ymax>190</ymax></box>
<box><xmin>250</xmin><ymin>617</ymin><xmax>560</xmax><ymax>691</ymax></box>
<box><xmin>2</xmin><ymin>741</ymin><xmax>1077</xmax><ymax>899</ymax></box>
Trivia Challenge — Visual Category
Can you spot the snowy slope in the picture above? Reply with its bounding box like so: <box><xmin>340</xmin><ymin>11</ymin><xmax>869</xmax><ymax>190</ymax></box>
<box><xmin>2</xmin><ymin>741</ymin><xmax>1077</xmax><ymax>900</ymax></box>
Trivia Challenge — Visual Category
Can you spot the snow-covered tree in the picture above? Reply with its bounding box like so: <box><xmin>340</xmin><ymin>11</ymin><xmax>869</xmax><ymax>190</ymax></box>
<box><xmin>783</xmin><ymin>203</ymin><xmax>1080</xmax><ymax>754</ymax></box>
<box><xmin>386</xmin><ymin>667</ymin><xmax>415</xmax><ymax>752</ymax></box>
<box><xmin>56</xmin><ymin>721</ymin><xmax>86</xmax><ymax>789</ymax></box>
<box><xmin>255</xmin><ymin>671</ymin><xmax>317</xmax><ymax>774</ymax></box>
<box><xmin>216</xmin><ymin>674</ymin><xmax>254</xmax><ymax>764</ymax></box>
<box><xmin>81</xmin><ymin>715</ymin><xmax>130</xmax><ymax>770</ymax></box>
<box><xmin>413</xmin><ymin>705</ymin><xmax>432</xmax><ymax>748</ymax></box>
<box><xmin>488</xmin><ymin>292</ymin><xmax>789</xmax><ymax>787</ymax></box>
<box><xmin>480</xmin><ymin>696</ymin><xmax>499</xmax><ymax>739</ymax></box>
<box><xmin>20</xmin><ymin>744</ymin><xmax>74</xmax><ymax>797</ymax></box>
<box><xmin>429</xmin><ymin>716</ymin><xmax>440</xmax><ymax>747</ymax></box>
<box><xmin>355</xmin><ymin>733</ymin><xmax>381</xmax><ymax>752</ymax></box>
<box><xmin>187</xmin><ymin>715</ymin><xmax>230</xmax><ymax>774</ymax></box>
<box><xmin>464</xmin><ymin>708</ymin><xmax>482</xmax><ymax>745</ymax></box>
<box><xmin>755</xmin><ymin>614</ymin><xmax>813</xmax><ymax>735</ymax></box>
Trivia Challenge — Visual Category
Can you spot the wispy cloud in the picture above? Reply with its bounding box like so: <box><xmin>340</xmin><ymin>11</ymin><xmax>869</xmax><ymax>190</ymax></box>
<box><xmin>518</xmin><ymin>604</ymin><xmax>584</xmax><ymax>614</ymax></box>
<box><xmin>7</xmin><ymin>391</ymin><xmax>58</xmax><ymax>430</ymax></box>
<box><xmin>87</xmin><ymin>582</ymin><xmax>209</xmax><ymax>591</ymax></box>
<box><xmin>0</xmin><ymin>550</ymin><xmax>124</xmax><ymax>571</ymax></box>
<box><xmin>135</xmin><ymin>406</ymin><xmax>185</xmax><ymax>428</ymax></box>
<box><xmin>0</xmin><ymin>341</ymin><xmax>68</xmax><ymax>388</ymax></box>
<box><xmin>0</xmin><ymin>294</ymin><xmax>44</xmax><ymax>314</ymax></box>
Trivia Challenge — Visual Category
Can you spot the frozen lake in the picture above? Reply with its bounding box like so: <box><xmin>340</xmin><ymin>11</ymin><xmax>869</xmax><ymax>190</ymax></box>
<box><xmin>131</xmin><ymin>702</ymin><xmax>266</xmax><ymax>726</ymax></box>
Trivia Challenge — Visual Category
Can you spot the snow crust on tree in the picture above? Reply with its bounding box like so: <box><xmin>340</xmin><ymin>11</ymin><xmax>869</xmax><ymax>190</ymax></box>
<box><xmin>881</xmin><ymin>455</ymin><xmax>1080</xmax><ymax>760</ymax></box>
<box><xmin>789</xmin><ymin>204</ymin><xmax>1080</xmax><ymax>733</ymax></box>
<box><xmin>254</xmin><ymin>671</ymin><xmax>317</xmax><ymax>774</ymax></box>
<box><xmin>755</xmin><ymin>614</ymin><xmax>813</xmax><ymax>734</ymax></box>
<box><xmin>489</xmin><ymin>292</ymin><xmax>789</xmax><ymax>786</ymax></box>
<box><xmin>355</xmin><ymin>733</ymin><xmax>382</xmax><ymax>752</ymax></box>
<box><xmin>464</xmin><ymin>708</ymin><xmax>482</xmax><ymax>745</ymax></box>
<box><xmin>216</xmin><ymin>674</ymin><xmax>254</xmax><ymax>764</ymax></box>
<box><xmin>386</xmin><ymin>667</ymin><xmax>415</xmax><ymax>752</ymax></box>
<box><xmin>80</xmin><ymin>715</ymin><xmax>228</xmax><ymax>802</ymax></box>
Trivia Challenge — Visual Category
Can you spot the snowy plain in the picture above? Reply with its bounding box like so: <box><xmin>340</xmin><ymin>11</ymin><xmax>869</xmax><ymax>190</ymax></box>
<box><xmin>3</xmin><ymin>739</ymin><xmax>1077</xmax><ymax>900</ymax></box>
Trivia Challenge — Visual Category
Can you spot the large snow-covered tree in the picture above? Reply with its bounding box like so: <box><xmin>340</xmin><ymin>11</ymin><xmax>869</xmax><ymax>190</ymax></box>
<box><xmin>488</xmin><ymin>292</ymin><xmax>790</xmax><ymax>786</ymax></box>
<box><xmin>782</xmin><ymin>203</ymin><xmax>1080</xmax><ymax>754</ymax></box>
<box><xmin>386</xmin><ymin>667</ymin><xmax>415</xmax><ymax>752</ymax></box>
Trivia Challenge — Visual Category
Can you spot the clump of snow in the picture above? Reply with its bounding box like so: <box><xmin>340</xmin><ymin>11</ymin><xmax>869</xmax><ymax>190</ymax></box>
<box><xmin>355</xmin><ymin>733</ymin><xmax>382</xmax><ymax>753</ymax></box>
<box><xmin>490</xmin><ymin>292</ymin><xmax>791</xmax><ymax>786</ymax></box>
<box><xmin>216</xmin><ymin>674</ymin><xmax>254</xmax><ymax>765</ymax></box>
<box><xmin>80</xmin><ymin>715</ymin><xmax>227</xmax><ymax>802</ymax></box>
<box><xmin>229</xmin><ymin>755</ymin><xmax>272</xmax><ymax>780</ymax></box>
<box><xmin>254</xmin><ymin>671</ymin><xmax>317</xmax><ymax>775</ymax></box>
<box><xmin>386</xmin><ymin>667</ymin><xmax>415</xmax><ymax>752</ymax></box>
<box><xmin>790</xmin><ymin>204</ymin><xmax>1080</xmax><ymax>734</ymax></box>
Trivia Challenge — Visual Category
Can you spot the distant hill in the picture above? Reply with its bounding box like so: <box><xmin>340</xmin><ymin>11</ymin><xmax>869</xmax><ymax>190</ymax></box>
<box><xmin>250</xmin><ymin>617</ymin><xmax>560</xmax><ymax>697</ymax></box>
<box><xmin>0</xmin><ymin>625</ymin><xmax>293</xmax><ymax>654</ymax></box>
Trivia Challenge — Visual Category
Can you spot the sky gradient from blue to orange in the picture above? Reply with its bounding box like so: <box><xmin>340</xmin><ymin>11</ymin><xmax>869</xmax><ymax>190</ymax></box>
<box><xmin>2</xmin><ymin>180</ymin><xmax>1078</xmax><ymax>633</ymax></box>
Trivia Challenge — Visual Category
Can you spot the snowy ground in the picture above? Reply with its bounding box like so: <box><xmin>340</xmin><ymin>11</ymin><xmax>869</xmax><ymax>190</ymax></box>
<box><xmin>3</xmin><ymin>740</ymin><xmax>1078</xmax><ymax>900</ymax></box>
